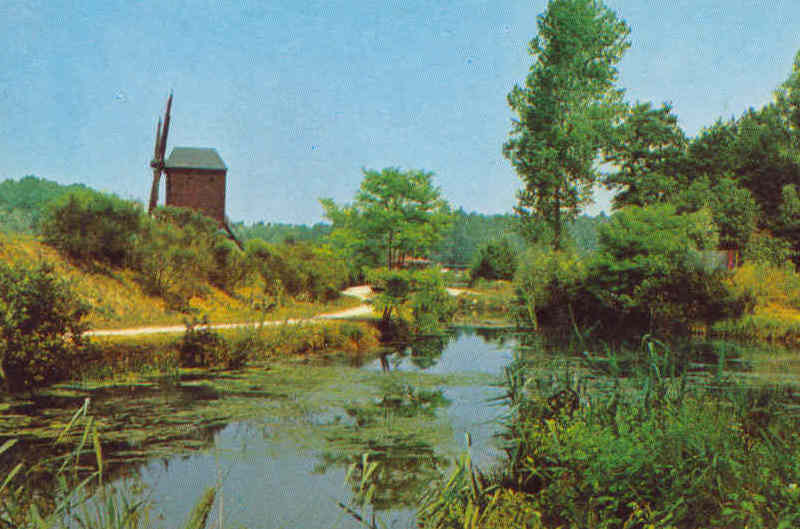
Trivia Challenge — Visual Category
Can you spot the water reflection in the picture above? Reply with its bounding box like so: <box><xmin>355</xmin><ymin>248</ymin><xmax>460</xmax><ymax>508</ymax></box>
<box><xmin>366</xmin><ymin>327</ymin><xmax>515</xmax><ymax>376</ymax></box>
<box><xmin>8</xmin><ymin>328</ymin><xmax>796</xmax><ymax>528</ymax></box>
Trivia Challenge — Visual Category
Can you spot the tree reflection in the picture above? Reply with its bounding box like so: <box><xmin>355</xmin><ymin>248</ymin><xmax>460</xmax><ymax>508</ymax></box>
<box><xmin>408</xmin><ymin>334</ymin><xmax>449</xmax><ymax>370</ymax></box>
<box><xmin>315</xmin><ymin>382</ymin><xmax>452</xmax><ymax>510</ymax></box>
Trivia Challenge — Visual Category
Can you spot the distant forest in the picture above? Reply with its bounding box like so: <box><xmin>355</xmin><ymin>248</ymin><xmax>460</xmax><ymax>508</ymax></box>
<box><xmin>0</xmin><ymin>176</ymin><xmax>87</xmax><ymax>234</ymax></box>
<box><xmin>233</xmin><ymin>208</ymin><xmax>607</xmax><ymax>265</ymax></box>
<box><xmin>0</xmin><ymin>175</ymin><xmax>607</xmax><ymax>265</ymax></box>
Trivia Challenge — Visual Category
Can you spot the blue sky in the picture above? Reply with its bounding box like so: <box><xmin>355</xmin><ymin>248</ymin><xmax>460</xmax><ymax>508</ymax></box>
<box><xmin>2</xmin><ymin>0</ymin><xmax>799</xmax><ymax>224</ymax></box>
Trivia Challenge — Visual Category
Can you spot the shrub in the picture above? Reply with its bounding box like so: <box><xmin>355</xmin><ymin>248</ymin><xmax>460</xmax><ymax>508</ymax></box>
<box><xmin>742</xmin><ymin>230</ymin><xmax>796</xmax><ymax>266</ymax></box>
<box><xmin>0</xmin><ymin>262</ymin><xmax>88</xmax><ymax>392</ymax></box>
<box><xmin>40</xmin><ymin>190</ymin><xmax>143</xmax><ymax>266</ymax></box>
<box><xmin>584</xmin><ymin>204</ymin><xmax>743</xmax><ymax>334</ymax></box>
<box><xmin>368</xmin><ymin>267</ymin><xmax>455</xmax><ymax>333</ymax></box>
<box><xmin>133</xmin><ymin>218</ymin><xmax>212</xmax><ymax>310</ymax></box>
<box><xmin>410</xmin><ymin>269</ymin><xmax>457</xmax><ymax>333</ymax></box>
<box><xmin>177</xmin><ymin>317</ymin><xmax>245</xmax><ymax>369</ymax></box>
<box><xmin>209</xmin><ymin>238</ymin><xmax>250</xmax><ymax>292</ymax></box>
<box><xmin>727</xmin><ymin>261</ymin><xmax>800</xmax><ymax>311</ymax></box>
<box><xmin>245</xmin><ymin>240</ymin><xmax>348</xmax><ymax>302</ymax></box>
<box><xmin>513</xmin><ymin>246</ymin><xmax>586</xmax><ymax>330</ymax></box>
<box><xmin>470</xmin><ymin>238</ymin><xmax>518</xmax><ymax>282</ymax></box>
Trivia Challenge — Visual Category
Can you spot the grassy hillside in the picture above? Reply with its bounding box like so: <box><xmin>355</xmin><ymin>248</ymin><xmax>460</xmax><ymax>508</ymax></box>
<box><xmin>0</xmin><ymin>233</ymin><xmax>359</xmax><ymax>330</ymax></box>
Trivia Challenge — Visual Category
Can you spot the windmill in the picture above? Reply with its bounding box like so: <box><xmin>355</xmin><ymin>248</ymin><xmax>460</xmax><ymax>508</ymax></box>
<box><xmin>148</xmin><ymin>92</ymin><xmax>172</xmax><ymax>214</ymax></box>
<box><xmin>145</xmin><ymin>93</ymin><xmax>243</xmax><ymax>249</ymax></box>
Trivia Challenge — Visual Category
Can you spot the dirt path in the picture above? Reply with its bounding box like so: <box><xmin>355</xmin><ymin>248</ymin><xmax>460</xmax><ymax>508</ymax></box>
<box><xmin>86</xmin><ymin>286</ymin><xmax>377</xmax><ymax>337</ymax></box>
<box><xmin>84</xmin><ymin>284</ymin><xmax>471</xmax><ymax>338</ymax></box>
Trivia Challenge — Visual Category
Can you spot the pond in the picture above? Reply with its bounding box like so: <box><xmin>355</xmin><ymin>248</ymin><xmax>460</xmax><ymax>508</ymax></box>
<box><xmin>3</xmin><ymin>327</ymin><xmax>800</xmax><ymax>528</ymax></box>
<box><xmin>135</xmin><ymin>327</ymin><xmax>513</xmax><ymax>529</ymax></box>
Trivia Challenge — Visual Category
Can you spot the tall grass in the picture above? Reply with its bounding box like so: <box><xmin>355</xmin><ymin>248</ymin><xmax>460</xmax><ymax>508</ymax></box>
<box><xmin>420</xmin><ymin>337</ymin><xmax>800</xmax><ymax>529</ymax></box>
<box><xmin>0</xmin><ymin>400</ymin><xmax>217</xmax><ymax>529</ymax></box>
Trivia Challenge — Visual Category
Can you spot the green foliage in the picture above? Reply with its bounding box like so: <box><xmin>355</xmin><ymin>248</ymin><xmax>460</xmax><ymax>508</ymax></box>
<box><xmin>586</xmin><ymin>204</ymin><xmax>741</xmax><ymax>333</ymax></box>
<box><xmin>776</xmin><ymin>184</ymin><xmax>800</xmax><ymax>262</ymax></box>
<box><xmin>368</xmin><ymin>268</ymin><xmax>455</xmax><ymax>333</ymax></box>
<box><xmin>233</xmin><ymin>221</ymin><xmax>331</xmax><ymax>245</ymax></box>
<box><xmin>321</xmin><ymin>167</ymin><xmax>452</xmax><ymax>271</ymax></box>
<box><xmin>0</xmin><ymin>176</ymin><xmax>88</xmax><ymax>234</ymax></box>
<box><xmin>432</xmin><ymin>210</ymin><xmax>525</xmax><ymax>266</ymax></box>
<box><xmin>208</xmin><ymin>238</ymin><xmax>250</xmax><ymax>292</ymax></box>
<box><xmin>483</xmin><ymin>341</ymin><xmax>800</xmax><ymax>529</ymax></box>
<box><xmin>281</xmin><ymin>243</ymin><xmax>350</xmax><ymax>301</ymax></box>
<box><xmin>177</xmin><ymin>317</ymin><xmax>246</xmax><ymax>369</ymax></box>
<box><xmin>0</xmin><ymin>262</ymin><xmax>88</xmax><ymax>392</ymax></box>
<box><xmin>368</xmin><ymin>268</ymin><xmax>414</xmax><ymax>324</ymax></box>
<box><xmin>470</xmin><ymin>239</ymin><xmax>518</xmax><ymax>282</ymax></box>
<box><xmin>128</xmin><ymin>206</ymin><xmax>255</xmax><ymax>308</ymax></box>
<box><xmin>513</xmin><ymin>246</ymin><xmax>586</xmax><ymax>330</ymax></box>
<box><xmin>432</xmin><ymin>210</ymin><xmax>604</xmax><ymax>266</ymax></box>
<box><xmin>40</xmin><ymin>190</ymin><xmax>143</xmax><ymax>267</ymax></box>
<box><xmin>743</xmin><ymin>230</ymin><xmax>796</xmax><ymax>267</ymax></box>
<box><xmin>245</xmin><ymin>239</ymin><xmax>349</xmax><ymax>303</ymax></box>
<box><xmin>410</xmin><ymin>269</ymin><xmax>457</xmax><ymax>334</ymax></box>
<box><xmin>674</xmin><ymin>175</ymin><xmax>759</xmax><ymax>250</ymax></box>
<box><xmin>603</xmin><ymin>101</ymin><xmax>688</xmax><ymax>208</ymax></box>
<box><xmin>131</xmin><ymin>213</ymin><xmax>215</xmax><ymax>309</ymax></box>
<box><xmin>504</xmin><ymin>0</ymin><xmax>629</xmax><ymax>249</ymax></box>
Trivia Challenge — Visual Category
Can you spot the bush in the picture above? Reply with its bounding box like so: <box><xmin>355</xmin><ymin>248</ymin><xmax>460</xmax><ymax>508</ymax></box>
<box><xmin>742</xmin><ymin>230</ymin><xmax>796</xmax><ymax>266</ymax></box>
<box><xmin>133</xmin><ymin>206</ymin><xmax>250</xmax><ymax>308</ymax></box>
<box><xmin>727</xmin><ymin>261</ymin><xmax>800</xmax><ymax>311</ymax></box>
<box><xmin>368</xmin><ymin>267</ymin><xmax>455</xmax><ymax>333</ymax></box>
<box><xmin>177</xmin><ymin>317</ymin><xmax>245</xmax><ymax>369</ymax></box>
<box><xmin>513</xmin><ymin>246</ymin><xmax>587</xmax><ymax>330</ymax></box>
<box><xmin>410</xmin><ymin>269</ymin><xmax>457</xmax><ymax>333</ymax></box>
<box><xmin>0</xmin><ymin>262</ymin><xmax>88</xmax><ymax>392</ymax></box>
<box><xmin>245</xmin><ymin>240</ymin><xmax>348</xmax><ymax>302</ymax></box>
<box><xmin>470</xmin><ymin>238</ymin><xmax>518</xmax><ymax>282</ymax></box>
<box><xmin>40</xmin><ymin>190</ymin><xmax>143</xmax><ymax>266</ymax></box>
<box><xmin>584</xmin><ymin>204</ymin><xmax>743</xmax><ymax>334</ymax></box>
<box><xmin>209</xmin><ymin>238</ymin><xmax>250</xmax><ymax>292</ymax></box>
<box><xmin>132</xmin><ymin>217</ymin><xmax>213</xmax><ymax>310</ymax></box>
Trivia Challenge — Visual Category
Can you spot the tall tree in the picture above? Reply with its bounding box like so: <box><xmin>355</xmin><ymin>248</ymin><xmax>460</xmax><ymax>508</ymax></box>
<box><xmin>603</xmin><ymin>101</ymin><xmax>687</xmax><ymax>208</ymax></box>
<box><xmin>320</xmin><ymin>167</ymin><xmax>452</xmax><ymax>270</ymax></box>
<box><xmin>503</xmin><ymin>0</ymin><xmax>630</xmax><ymax>249</ymax></box>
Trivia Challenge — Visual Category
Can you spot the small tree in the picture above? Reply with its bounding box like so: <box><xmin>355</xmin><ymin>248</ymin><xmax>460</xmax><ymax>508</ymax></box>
<box><xmin>321</xmin><ymin>167</ymin><xmax>452</xmax><ymax>270</ymax></box>
<box><xmin>0</xmin><ymin>262</ymin><xmax>88</xmax><ymax>392</ymax></box>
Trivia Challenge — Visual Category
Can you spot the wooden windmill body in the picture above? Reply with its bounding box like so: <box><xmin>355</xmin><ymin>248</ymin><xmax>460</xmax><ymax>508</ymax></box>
<box><xmin>149</xmin><ymin>95</ymin><xmax>230</xmax><ymax>226</ymax></box>
<box><xmin>148</xmin><ymin>94</ymin><xmax>242</xmax><ymax>247</ymax></box>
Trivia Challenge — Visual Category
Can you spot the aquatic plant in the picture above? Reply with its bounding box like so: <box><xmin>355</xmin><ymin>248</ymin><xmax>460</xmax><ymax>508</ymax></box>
<box><xmin>421</xmin><ymin>338</ymin><xmax>800</xmax><ymax>529</ymax></box>
<box><xmin>0</xmin><ymin>399</ymin><xmax>218</xmax><ymax>529</ymax></box>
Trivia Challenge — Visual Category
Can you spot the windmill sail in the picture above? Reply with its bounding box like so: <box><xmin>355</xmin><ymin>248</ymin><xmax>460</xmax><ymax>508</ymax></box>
<box><xmin>148</xmin><ymin>93</ymin><xmax>173</xmax><ymax>213</ymax></box>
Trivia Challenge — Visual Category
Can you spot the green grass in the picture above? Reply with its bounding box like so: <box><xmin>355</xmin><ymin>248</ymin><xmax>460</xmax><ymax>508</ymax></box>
<box><xmin>713</xmin><ymin>309</ymin><xmax>800</xmax><ymax>346</ymax></box>
<box><xmin>453</xmin><ymin>280</ymin><xmax>515</xmax><ymax>326</ymax></box>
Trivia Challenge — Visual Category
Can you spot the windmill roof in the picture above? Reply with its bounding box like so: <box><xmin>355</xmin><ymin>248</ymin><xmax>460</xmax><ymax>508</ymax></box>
<box><xmin>165</xmin><ymin>147</ymin><xmax>227</xmax><ymax>171</ymax></box>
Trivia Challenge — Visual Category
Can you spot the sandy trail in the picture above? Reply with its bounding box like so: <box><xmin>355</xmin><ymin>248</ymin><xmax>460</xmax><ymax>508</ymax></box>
<box><xmin>86</xmin><ymin>286</ymin><xmax>377</xmax><ymax>337</ymax></box>
<box><xmin>84</xmin><ymin>284</ymin><xmax>471</xmax><ymax>338</ymax></box>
